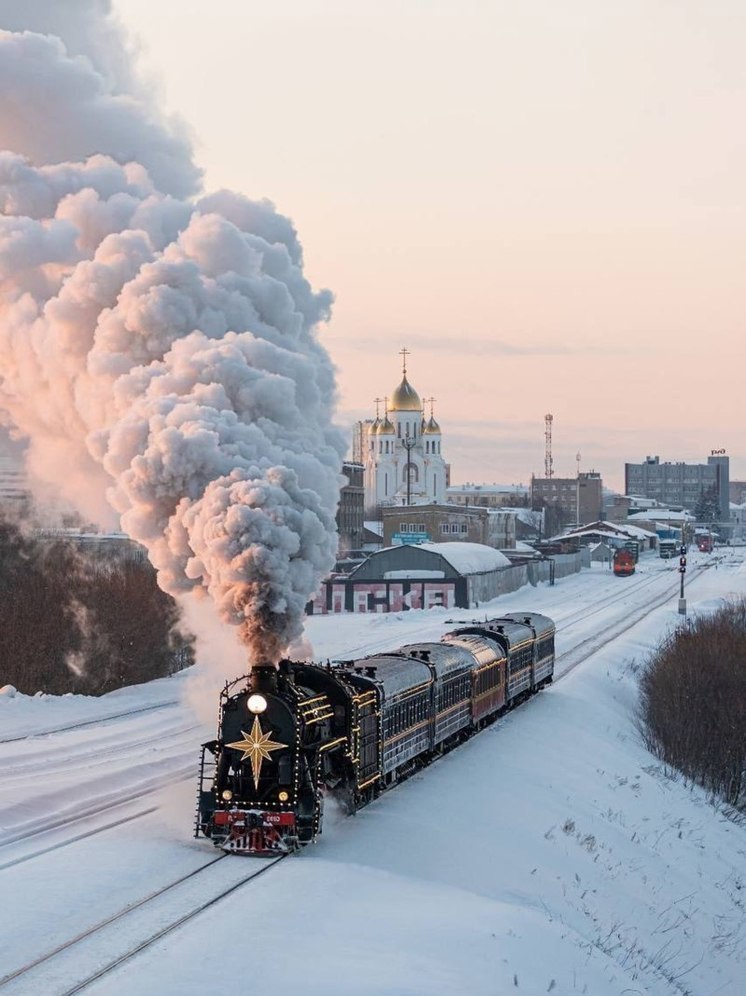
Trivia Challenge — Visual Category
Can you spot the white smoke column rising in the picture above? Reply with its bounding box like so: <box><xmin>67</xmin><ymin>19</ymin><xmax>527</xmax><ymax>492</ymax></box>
<box><xmin>0</xmin><ymin>5</ymin><xmax>345</xmax><ymax>665</ymax></box>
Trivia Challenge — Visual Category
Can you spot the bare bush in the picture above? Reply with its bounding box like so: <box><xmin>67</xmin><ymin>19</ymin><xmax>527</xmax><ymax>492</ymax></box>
<box><xmin>639</xmin><ymin>602</ymin><xmax>746</xmax><ymax>808</ymax></box>
<box><xmin>0</xmin><ymin>514</ymin><xmax>193</xmax><ymax>695</ymax></box>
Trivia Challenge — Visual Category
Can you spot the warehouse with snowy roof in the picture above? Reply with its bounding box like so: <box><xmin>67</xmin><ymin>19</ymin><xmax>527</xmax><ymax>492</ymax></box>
<box><xmin>306</xmin><ymin>541</ymin><xmax>587</xmax><ymax>614</ymax></box>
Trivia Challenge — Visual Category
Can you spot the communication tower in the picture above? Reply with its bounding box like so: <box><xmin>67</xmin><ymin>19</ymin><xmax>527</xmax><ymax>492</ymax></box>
<box><xmin>544</xmin><ymin>414</ymin><xmax>554</xmax><ymax>478</ymax></box>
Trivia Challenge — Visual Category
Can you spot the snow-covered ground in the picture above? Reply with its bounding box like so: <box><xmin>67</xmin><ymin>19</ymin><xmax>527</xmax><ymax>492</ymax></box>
<box><xmin>1</xmin><ymin>548</ymin><xmax>745</xmax><ymax>995</ymax></box>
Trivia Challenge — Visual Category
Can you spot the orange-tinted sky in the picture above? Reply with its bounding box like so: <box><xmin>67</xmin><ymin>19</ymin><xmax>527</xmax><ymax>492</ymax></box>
<box><xmin>114</xmin><ymin>0</ymin><xmax>746</xmax><ymax>492</ymax></box>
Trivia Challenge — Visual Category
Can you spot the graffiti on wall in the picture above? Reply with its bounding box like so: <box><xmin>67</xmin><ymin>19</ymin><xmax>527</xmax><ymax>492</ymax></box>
<box><xmin>306</xmin><ymin>580</ymin><xmax>459</xmax><ymax>614</ymax></box>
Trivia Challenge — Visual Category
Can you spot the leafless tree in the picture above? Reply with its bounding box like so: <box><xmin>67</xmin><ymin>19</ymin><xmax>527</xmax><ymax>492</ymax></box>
<box><xmin>0</xmin><ymin>514</ymin><xmax>193</xmax><ymax>695</ymax></box>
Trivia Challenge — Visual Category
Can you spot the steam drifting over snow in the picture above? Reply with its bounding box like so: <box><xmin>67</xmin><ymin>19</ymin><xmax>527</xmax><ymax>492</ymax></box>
<box><xmin>0</xmin><ymin>5</ymin><xmax>345</xmax><ymax>663</ymax></box>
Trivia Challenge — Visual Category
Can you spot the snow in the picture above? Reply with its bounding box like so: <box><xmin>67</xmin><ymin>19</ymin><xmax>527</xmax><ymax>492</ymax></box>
<box><xmin>628</xmin><ymin>509</ymin><xmax>695</xmax><ymax>522</ymax></box>
<box><xmin>447</xmin><ymin>483</ymin><xmax>527</xmax><ymax>494</ymax></box>
<box><xmin>551</xmin><ymin>521</ymin><xmax>658</xmax><ymax>542</ymax></box>
<box><xmin>416</xmin><ymin>541</ymin><xmax>512</xmax><ymax>573</ymax></box>
<box><xmin>512</xmin><ymin>540</ymin><xmax>539</xmax><ymax>554</ymax></box>
<box><xmin>0</xmin><ymin>548</ymin><xmax>745</xmax><ymax>995</ymax></box>
<box><xmin>384</xmin><ymin>569</ymin><xmax>445</xmax><ymax>579</ymax></box>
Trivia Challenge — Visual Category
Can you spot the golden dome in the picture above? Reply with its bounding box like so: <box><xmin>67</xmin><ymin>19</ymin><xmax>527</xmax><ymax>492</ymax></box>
<box><xmin>376</xmin><ymin>415</ymin><xmax>395</xmax><ymax>434</ymax></box>
<box><xmin>423</xmin><ymin>416</ymin><xmax>441</xmax><ymax>435</ymax></box>
<box><xmin>390</xmin><ymin>374</ymin><xmax>422</xmax><ymax>412</ymax></box>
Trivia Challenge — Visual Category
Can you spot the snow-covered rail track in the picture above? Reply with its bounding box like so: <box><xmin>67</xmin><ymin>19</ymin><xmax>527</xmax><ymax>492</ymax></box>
<box><xmin>0</xmin><ymin>699</ymin><xmax>182</xmax><ymax>745</ymax></box>
<box><xmin>0</xmin><ymin>853</ymin><xmax>286</xmax><ymax>995</ymax></box>
<box><xmin>553</xmin><ymin>564</ymin><xmax>705</xmax><ymax>637</ymax></box>
<box><xmin>0</xmin><ymin>761</ymin><xmax>197</xmax><ymax>852</ymax></box>
<box><xmin>555</xmin><ymin>564</ymin><xmax>708</xmax><ymax>679</ymax></box>
<box><xmin>0</xmin><ymin>720</ymin><xmax>201</xmax><ymax>782</ymax></box>
<box><xmin>0</xmin><ymin>805</ymin><xmax>157</xmax><ymax>872</ymax></box>
<box><xmin>556</xmin><ymin>571</ymin><xmax>662</xmax><ymax>623</ymax></box>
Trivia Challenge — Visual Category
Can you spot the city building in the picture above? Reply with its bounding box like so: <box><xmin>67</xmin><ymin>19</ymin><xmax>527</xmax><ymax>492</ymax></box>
<box><xmin>548</xmin><ymin>520</ymin><xmax>658</xmax><ymax>552</ymax></box>
<box><xmin>624</xmin><ymin>454</ymin><xmax>730</xmax><ymax>522</ymax></box>
<box><xmin>602</xmin><ymin>494</ymin><xmax>632</xmax><ymax>524</ymax></box>
<box><xmin>381</xmin><ymin>503</ymin><xmax>516</xmax><ymax>550</ymax></box>
<box><xmin>531</xmin><ymin>471</ymin><xmax>603</xmax><ymax>528</ymax></box>
<box><xmin>446</xmin><ymin>483</ymin><xmax>529</xmax><ymax>508</ymax></box>
<box><xmin>336</xmin><ymin>461</ymin><xmax>364</xmax><ymax>557</ymax></box>
<box><xmin>353</xmin><ymin>350</ymin><xmax>449</xmax><ymax>516</ymax></box>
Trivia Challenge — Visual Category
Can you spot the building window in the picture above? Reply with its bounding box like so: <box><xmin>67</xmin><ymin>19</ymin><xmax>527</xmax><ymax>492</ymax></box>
<box><xmin>441</xmin><ymin>524</ymin><xmax>449</xmax><ymax>534</ymax></box>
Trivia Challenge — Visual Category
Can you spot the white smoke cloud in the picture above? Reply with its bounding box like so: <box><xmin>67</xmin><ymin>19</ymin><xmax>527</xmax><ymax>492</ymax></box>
<box><xmin>0</xmin><ymin>4</ymin><xmax>345</xmax><ymax>665</ymax></box>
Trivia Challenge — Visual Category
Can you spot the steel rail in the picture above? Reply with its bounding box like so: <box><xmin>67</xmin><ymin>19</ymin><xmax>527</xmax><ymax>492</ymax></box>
<box><xmin>0</xmin><ymin>853</ymin><xmax>230</xmax><ymax>990</ymax></box>
<box><xmin>61</xmin><ymin>855</ymin><xmax>287</xmax><ymax>996</ymax></box>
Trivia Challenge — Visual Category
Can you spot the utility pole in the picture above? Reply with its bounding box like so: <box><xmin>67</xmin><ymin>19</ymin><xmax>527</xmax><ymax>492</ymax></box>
<box><xmin>576</xmin><ymin>452</ymin><xmax>581</xmax><ymax>527</ymax></box>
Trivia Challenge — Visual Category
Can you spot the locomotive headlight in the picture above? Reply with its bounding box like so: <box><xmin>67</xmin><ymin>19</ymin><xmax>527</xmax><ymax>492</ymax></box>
<box><xmin>247</xmin><ymin>693</ymin><xmax>268</xmax><ymax>714</ymax></box>
<box><xmin>221</xmin><ymin>789</ymin><xmax>233</xmax><ymax>801</ymax></box>
<box><xmin>278</xmin><ymin>790</ymin><xmax>289</xmax><ymax>802</ymax></box>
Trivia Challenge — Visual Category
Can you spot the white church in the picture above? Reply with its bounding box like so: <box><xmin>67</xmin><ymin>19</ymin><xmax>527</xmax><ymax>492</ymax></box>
<box><xmin>354</xmin><ymin>350</ymin><xmax>449</xmax><ymax>516</ymax></box>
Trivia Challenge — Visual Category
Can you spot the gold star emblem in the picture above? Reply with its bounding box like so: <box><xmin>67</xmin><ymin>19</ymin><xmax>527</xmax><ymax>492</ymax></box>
<box><xmin>226</xmin><ymin>715</ymin><xmax>287</xmax><ymax>789</ymax></box>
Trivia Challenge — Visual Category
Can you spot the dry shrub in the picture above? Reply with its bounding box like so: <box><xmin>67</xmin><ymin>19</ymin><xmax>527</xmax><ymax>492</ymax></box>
<box><xmin>639</xmin><ymin>602</ymin><xmax>746</xmax><ymax>808</ymax></box>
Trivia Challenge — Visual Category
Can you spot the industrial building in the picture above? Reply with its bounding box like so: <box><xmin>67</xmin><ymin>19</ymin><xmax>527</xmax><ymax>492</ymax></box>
<box><xmin>530</xmin><ymin>471</ymin><xmax>603</xmax><ymax>528</ymax></box>
<box><xmin>624</xmin><ymin>454</ymin><xmax>729</xmax><ymax>522</ymax></box>
<box><xmin>381</xmin><ymin>503</ymin><xmax>516</xmax><ymax>550</ymax></box>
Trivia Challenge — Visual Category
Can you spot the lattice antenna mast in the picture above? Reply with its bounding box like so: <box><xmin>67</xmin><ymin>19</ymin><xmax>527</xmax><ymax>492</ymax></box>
<box><xmin>544</xmin><ymin>414</ymin><xmax>554</xmax><ymax>478</ymax></box>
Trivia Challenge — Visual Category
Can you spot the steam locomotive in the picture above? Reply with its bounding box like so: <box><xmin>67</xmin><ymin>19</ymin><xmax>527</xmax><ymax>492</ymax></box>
<box><xmin>195</xmin><ymin>613</ymin><xmax>555</xmax><ymax>854</ymax></box>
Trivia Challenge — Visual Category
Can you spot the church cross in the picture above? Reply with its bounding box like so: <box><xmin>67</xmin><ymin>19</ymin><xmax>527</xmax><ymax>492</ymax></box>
<box><xmin>399</xmin><ymin>346</ymin><xmax>410</xmax><ymax>375</ymax></box>
<box><xmin>374</xmin><ymin>397</ymin><xmax>383</xmax><ymax>419</ymax></box>
<box><xmin>424</xmin><ymin>396</ymin><xmax>436</xmax><ymax>419</ymax></box>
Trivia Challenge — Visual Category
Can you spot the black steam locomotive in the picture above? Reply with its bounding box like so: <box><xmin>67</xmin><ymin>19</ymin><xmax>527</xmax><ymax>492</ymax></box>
<box><xmin>195</xmin><ymin>613</ymin><xmax>555</xmax><ymax>854</ymax></box>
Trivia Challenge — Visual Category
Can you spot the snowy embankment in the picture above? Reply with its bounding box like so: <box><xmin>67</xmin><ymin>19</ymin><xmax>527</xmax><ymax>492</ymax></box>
<box><xmin>0</xmin><ymin>550</ymin><xmax>744</xmax><ymax>995</ymax></box>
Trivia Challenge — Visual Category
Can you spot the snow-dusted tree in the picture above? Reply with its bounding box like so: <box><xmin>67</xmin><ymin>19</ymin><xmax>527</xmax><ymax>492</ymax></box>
<box><xmin>693</xmin><ymin>485</ymin><xmax>720</xmax><ymax>523</ymax></box>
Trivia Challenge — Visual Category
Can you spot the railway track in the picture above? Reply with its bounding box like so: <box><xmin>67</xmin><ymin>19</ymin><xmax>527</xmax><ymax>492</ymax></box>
<box><xmin>0</xmin><ymin>852</ymin><xmax>286</xmax><ymax>995</ymax></box>
<box><xmin>336</xmin><ymin>560</ymin><xmax>679</xmax><ymax>663</ymax></box>
<box><xmin>555</xmin><ymin>565</ymin><xmax>708</xmax><ymax>679</ymax></box>
<box><xmin>0</xmin><ymin>698</ymin><xmax>182</xmax><ymax>745</ymax></box>
<box><xmin>553</xmin><ymin>563</ymin><xmax>707</xmax><ymax>641</ymax></box>
<box><xmin>0</xmin><ymin>805</ymin><xmax>158</xmax><ymax>872</ymax></box>
<box><xmin>0</xmin><ymin>719</ymin><xmax>201</xmax><ymax>782</ymax></box>
<box><xmin>0</xmin><ymin>760</ymin><xmax>197</xmax><ymax>853</ymax></box>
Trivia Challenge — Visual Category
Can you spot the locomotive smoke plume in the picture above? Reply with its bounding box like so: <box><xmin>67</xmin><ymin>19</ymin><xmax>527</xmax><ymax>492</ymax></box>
<box><xmin>0</xmin><ymin>2</ymin><xmax>345</xmax><ymax>665</ymax></box>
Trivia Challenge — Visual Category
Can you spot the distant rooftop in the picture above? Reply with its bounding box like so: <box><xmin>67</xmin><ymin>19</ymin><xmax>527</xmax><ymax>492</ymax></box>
<box><xmin>447</xmin><ymin>483</ymin><xmax>527</xmax><ymax>493</ymax></box>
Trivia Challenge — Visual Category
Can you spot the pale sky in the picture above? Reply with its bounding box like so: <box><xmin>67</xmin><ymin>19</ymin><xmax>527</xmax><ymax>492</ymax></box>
<box><xmin>113</xmin><ymin>0</ymin><xmax>746</xmax><ymax>491</ymax></box>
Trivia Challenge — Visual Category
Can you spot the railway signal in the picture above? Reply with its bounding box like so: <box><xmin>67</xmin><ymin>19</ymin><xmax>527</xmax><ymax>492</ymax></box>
<box><xmin>678</xmin><ymin>549</ymin><xmax>687</xmax><ymax>615</ymax></box>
